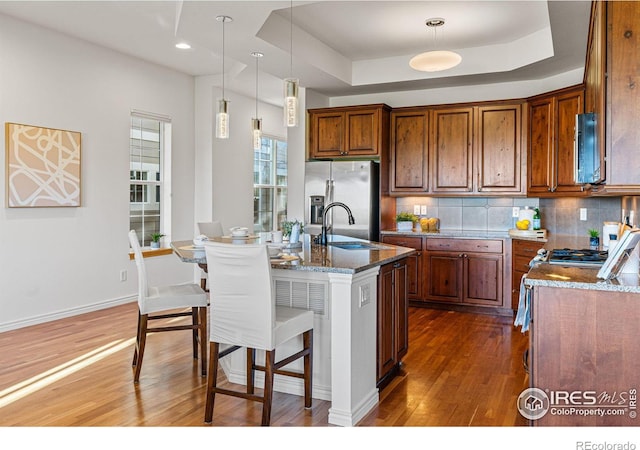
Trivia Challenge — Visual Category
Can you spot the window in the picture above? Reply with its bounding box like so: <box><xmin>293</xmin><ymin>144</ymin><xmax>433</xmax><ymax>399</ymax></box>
<box><xmin>129</xmin><ymin>112</ymin><xmax>172</xmax><ymax>247</ymax></box>
<box><xmin>254</xmin><ymin>135</ymin><xmax>287</xmax><ymax>232</ymax></box>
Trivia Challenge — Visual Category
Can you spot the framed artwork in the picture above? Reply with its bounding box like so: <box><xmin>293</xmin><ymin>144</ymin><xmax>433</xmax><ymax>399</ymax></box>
<box><xmin>5</xmin><ymin>122</ymin><xmax>81</xmax><ymax>207</ymax></box>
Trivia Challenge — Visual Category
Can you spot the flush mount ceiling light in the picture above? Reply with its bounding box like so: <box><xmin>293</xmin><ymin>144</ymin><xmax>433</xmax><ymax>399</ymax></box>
<box><xmin>175</xmin><ymin>42</ymin><xmax>191</xmax><ymax>50</ymax></box>
<box><xmin>410</xmin><ymin>17</ymin><xmax>461</xmax><ymax>72</ymax></box>
<box><xmin>251</xmin><ymin>51</ymin><xmax>263</xmax><ymax>150</ymax></box>
<box><xmin>216</xmin><ymin>15</ymin><xmax>232</xmax><ymax>139</ymax></box>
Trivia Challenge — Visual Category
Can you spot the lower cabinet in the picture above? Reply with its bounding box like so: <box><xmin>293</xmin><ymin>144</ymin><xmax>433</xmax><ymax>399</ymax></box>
<box><xmin>377</xmin><ymin>258</ymin><xmax>408</xmax><ymax>389</ymax></box>
<box><xmin>380</xmin><ymin>234</ymin><xmax>510</xmax><ymax>313</ymax></box>
<box><xmin>511</xmin><ymin>239</ymin><xmax>545</xmax><ymax>310</ymax></box>
<box><xmin>529</xmin><ymin>285</ymin><xmax>639</xmax><ymax>426</ymax></box>
<box><xmin>424</xmin><ymin>238</ymin><xmax>504</xmax><ymax>307</ymax></box>
<box><xmin>380</xmin><ymin>235</ymin><xmax>422</xmax><ymax>300</ymax></box>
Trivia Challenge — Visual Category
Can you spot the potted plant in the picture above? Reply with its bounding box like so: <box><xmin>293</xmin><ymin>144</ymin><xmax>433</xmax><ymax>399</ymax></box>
<box><xmin>395</xmin><ymin>212</ymin><xmax>418</xmax><ymax>231</ymax></box>
<box><xmin>150</xmin><ymin>232</ymin><xmax>165</xmax><ymax>249</ymax></box>
<box><xmin>588</xmin><ymin>229</ymin><xmax>600</xmax><ymax>249</ymax></box>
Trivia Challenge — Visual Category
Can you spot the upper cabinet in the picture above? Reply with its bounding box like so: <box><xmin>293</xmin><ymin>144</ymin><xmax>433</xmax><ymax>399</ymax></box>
<box><xmin>389</xmin><ymin>109</ymin><xmax>429</xmax><ymax>193</ymax></box>
<box><xmin>587</xmin><ymin>1</ymin><xmax>640</xmax><ymax>195</ymax></box>
<box><xmin>390</xmin><ymin>102</ymin><xmax>525</xmax><ymax>196</ymax></box>
<box><xmin>527</xmin><ymin>86</ymin><xmax>586</xmax><ymax>196</ymax></box>
<box><xmin>307</xmin><ymin>104</ymin><xmax>390</xmax><ymax>159</ymax></box>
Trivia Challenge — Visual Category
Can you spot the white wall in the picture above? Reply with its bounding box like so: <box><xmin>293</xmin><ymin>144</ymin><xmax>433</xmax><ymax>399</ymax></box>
<box><xmin>0</xmin><ymin>14</ymin><xmax>196</xmax><ymax>331</ymax></box>
<box><xmin>194</xmin><ymin>77</ymin><xmax>287</xmax><ymax>233</ymax></box>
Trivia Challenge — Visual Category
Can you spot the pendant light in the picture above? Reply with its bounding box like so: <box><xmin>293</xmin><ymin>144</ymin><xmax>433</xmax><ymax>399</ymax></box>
<box><xmin>251</xmin><ymin>51</ymin><xmax>264</xmax><ymax>150</ymax></box>
<box><xmin>216</xmin><ymin>15</ymin><xmax>232</xmax><ymax>139</ymax></box>
<box><xmin>410</xmin><ymin>18</ymin><xmax>461</xmax><ymax>72</ymax></box>
<box><xmin>284</xmin><ymin>0</ymin><xmax>299</xmax><ymax>127</ymax></box>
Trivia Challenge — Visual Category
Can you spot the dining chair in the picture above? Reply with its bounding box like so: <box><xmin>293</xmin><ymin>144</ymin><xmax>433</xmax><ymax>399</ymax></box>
<box><xmin>128</xmin><ymin>230</ymin><xmax>208</xmax><ymax>383</ymax></box>
<box><xmin>197</xmin><ymin>221</ymin><xmax>224</xmax><ymax>291</ymax></box>
<box><xmin>203</xmin><ymin>241</ymin><xmax>314</xmax><ymax>426</ymax></box>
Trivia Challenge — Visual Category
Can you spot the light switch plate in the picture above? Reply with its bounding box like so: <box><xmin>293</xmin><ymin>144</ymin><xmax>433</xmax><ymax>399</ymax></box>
<box><xmin>413</xmin><ymin>205</ymin><xmax>421</xmax><ymax>215</ymax></box>
<box><xmin>580</xmin><ymin>208</ymin><xmax>587</xmax><ymax>221</ymax></box>
<box><xmin>359</xmin><ymin>285</ymin><xmax>371</xmax><ymax>307</ymax></box>
<box><xmin>420</xmin><ymin>205</ymin><xmax>427</xmax><ymax>215</ymax></box>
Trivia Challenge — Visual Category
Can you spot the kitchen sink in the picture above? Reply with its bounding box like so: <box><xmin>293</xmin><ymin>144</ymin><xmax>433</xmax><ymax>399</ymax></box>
<box><xmin>327</xmin><ymin>241</ymin><xmax>392</xmax><ymax>250</ymax></box>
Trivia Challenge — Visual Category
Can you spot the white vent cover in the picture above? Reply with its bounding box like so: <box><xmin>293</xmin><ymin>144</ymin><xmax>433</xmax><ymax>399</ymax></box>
<box><xmin>275</xmin><ymin>279</ymin><xmax>328</xmax><ymax>317</ymax></box>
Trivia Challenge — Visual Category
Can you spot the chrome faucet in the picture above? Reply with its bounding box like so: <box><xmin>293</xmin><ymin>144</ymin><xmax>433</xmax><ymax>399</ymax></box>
<box><xmin>318</xmin><ymin>202</ymin><xmax>355</xmax><ymax>245</ymax></box>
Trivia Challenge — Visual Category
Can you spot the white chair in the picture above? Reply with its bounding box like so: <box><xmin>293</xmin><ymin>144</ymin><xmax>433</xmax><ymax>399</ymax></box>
<box><xmin>197</xmin><ymin>221</ymin><xmax>224</xmax><ymax>291</ymax></box>
<box><xmin>203</xmin><ymin>241</ymin><xmax>314</xmax><ymax>426</ymax></box>
<box><xmin>128</xmin><ymin>230</ymin><xmax>208</xmax><ymax>382</ymax></box>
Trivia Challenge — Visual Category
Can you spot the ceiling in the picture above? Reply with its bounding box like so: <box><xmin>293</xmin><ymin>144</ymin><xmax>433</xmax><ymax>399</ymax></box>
<box><xmin>0</xmin><ymin>1</ymin><xmax>593</xmax><ymax>106</ymax></box>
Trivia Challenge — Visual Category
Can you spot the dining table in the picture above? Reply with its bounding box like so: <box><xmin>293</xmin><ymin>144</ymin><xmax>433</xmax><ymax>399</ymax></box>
<box><xmin>169</xmin><ymin>233</ymin><xmax>416</xmax><ymax>427</ymax></box>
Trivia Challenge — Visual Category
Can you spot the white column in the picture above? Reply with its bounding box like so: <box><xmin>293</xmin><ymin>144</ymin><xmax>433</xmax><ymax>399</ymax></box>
<box><xmin>327</xmin><ymin>267</ymin><xmax>380</xmax><ymax>426</ymax></box>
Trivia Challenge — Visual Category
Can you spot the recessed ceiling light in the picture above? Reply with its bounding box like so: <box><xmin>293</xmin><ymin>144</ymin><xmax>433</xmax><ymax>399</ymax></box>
<box><xmin>175</xmin><ymin>42</ymin><xmax>191</xmax><ymax>50</ymax></box>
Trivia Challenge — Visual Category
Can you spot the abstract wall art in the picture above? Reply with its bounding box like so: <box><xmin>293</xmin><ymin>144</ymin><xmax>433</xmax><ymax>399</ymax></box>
<box><xmin>5</xmin><ymin>123</ymin><xmax>81</xmax><ymax>207</ymax></box>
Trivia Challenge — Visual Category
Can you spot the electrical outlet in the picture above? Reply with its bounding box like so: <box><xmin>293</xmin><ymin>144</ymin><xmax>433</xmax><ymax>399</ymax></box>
<box><xmin>413</xmin><ymin>204</ymin><xmax>421</xmax><ymax>215</ymax></box>
<box><xmin>120</xmin><ymin>270</ymin><xmax>127</xmax><ymax>282</ymax></box>
<box><xmin>580</xmin><ymin>208</ymin><xmax>587</xmax><ymax>221</ymax></box>
<box><xmin>359</xmin><ymin>285</ymin><xmax>371</xmax><ymax>307</ymax></box>
<box><xmin>512</xmin><ymin>207</ymin><xmax>520</xmax><ymax>218</ymax></box>
<box><xmin>420</xmin><ymin>205</ymin><xmax>427</xmax><ymax>215</ymax></box>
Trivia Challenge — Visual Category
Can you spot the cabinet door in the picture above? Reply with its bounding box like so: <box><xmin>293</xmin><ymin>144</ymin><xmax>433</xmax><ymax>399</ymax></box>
<box><xmin>394</xmin><ymin>261</ymin><xmax>409</xmax><ymax>360</ymax></box>
<box><xmin>555</xmin><ymin>89</ymin><xmax>586</xmax><ymax>193</ymax></box>
<box><xmin>511</xmin><ymin>239</ymin><xmax>545</xmax><ymax>310</ymax></box>
<box><xmin>309</xmin><ymin>111</ymin><xmax>345</xmax><ymax>158</ymax></box>
<box><xmin>377</xmin><ymin>263</ymin><xmax>395</xmax><ymax>381</ymax></box>
<box><xmin>528</xmin><ymin>97</ymin><xmax>555</xmax><ymax>194</ymax></box>
<box><xmin>463</xmin><ymin>253</ymin><xmax>503</xmax><ymax>306</ymax></box>
<box><xmin>381</xmin><ymin>235</ymin><xmax>422</xmax><ymax>299</ymax></box>
<box><xmin>431</xmin><ymin>107</ymin><xmax>474</xmax><ymax>193</ymax></box>
<box><xmin>424</xmin><ymin>251</ymin><xmax>462</xmax><ymax>303</ymax></box>
<box><xmin>345</xmin><ymin>109</ymin><xmax>379</xmax><ymax>157</ymax></box>
<box><xmin>476</xmin><ymin>104</ymin><xmax>523</xmax><ymax>194</ymax></box>
<box><xmin>390</xmin><ymin>110</ymin><xmax>429</xmax><ymax>193</ymax></box>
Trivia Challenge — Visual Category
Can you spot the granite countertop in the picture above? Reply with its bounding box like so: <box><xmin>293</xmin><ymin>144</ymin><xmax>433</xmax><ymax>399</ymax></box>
<box><xmin>171</xmin><ymin>234</ymin><xmax>416</xmax><ymax>275</ymax></box>
<box><xmin>524</xmin><ymin>262</ymin><xmax>640</xmax><ymax>293</ymax></box>
<box><xmin>381</xmin><ymin>229</ymin><xmax>510</xmax><ymax>239</ymax></box>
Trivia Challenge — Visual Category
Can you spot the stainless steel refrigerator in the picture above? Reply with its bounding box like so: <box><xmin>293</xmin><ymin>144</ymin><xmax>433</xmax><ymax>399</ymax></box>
<box><xmin>304</xmin><ymin>160</ymin><xmax>380</xmax><ymax>241</ymax></box>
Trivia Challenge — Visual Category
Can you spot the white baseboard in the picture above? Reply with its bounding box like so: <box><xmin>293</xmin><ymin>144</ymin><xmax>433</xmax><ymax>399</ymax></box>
<box><xmin>0</xmin><ymin>295</ymin><xmax>137</xmax><ymax>333</ymax></box>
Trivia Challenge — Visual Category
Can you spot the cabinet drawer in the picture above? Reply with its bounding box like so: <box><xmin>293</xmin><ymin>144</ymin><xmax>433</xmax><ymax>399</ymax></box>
<box><xmin>512</xmin><ymin>239</ymin><xmax>545</xmax><ymax>257</ymax></box>
<box><xmin>382</xmin><ymin>235</ymin><xmax>423</xmax><ymax>250</ymax></box>
<box><xmin>426</xmin><ymin>238</ymin><xmax>502</xmax><ymax>253</ymax></box>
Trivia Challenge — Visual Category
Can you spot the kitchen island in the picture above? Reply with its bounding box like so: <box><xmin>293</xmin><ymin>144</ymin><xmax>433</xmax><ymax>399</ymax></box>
<box><xmin>171</xmin><ymin>234</ymin><xmax>415</xmax><ymax>426</ymax></box>
<box><xmin>521</xmin><ymin>262</ymin><xmax>640</xmax><ymax>426</ymax></box>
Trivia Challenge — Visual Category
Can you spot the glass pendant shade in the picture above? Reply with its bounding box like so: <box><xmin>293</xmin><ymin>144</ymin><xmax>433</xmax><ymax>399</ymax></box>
<box><xmin>409</xmin><ymin>50</ymin><xmax>462</xmax><ymax>72</ymax></box>
<box><xmin>252</xmin><ymin>118</ymin><xmax>262</xmax><ymax>150</ymax></box>
<box><xmin>216</xmin><ymin>99</ymin><xmax>229</xmax><ymax>139</ymax></box>
<box><xmin>284</xmin><ymin>78</ymin><xmax>299</xmax><ymax>127</ymax></box>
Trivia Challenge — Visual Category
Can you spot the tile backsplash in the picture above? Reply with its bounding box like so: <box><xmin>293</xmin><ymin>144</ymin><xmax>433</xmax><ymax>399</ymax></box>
<box><xmin>395</xmin><ymin>196</ymin><xmax>622</xmax><ymax>235</ymax></box>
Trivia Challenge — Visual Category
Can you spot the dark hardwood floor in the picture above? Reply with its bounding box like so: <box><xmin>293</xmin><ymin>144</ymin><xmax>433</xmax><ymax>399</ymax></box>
<box><xmin>0</xmin><ymin>302</ymin><xmax>529</xmax><ymax>427</ymax></box>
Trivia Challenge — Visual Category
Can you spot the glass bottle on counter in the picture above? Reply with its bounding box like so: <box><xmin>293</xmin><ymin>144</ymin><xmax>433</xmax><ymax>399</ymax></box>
<box><xmin>533</xmin><ymin>208</ymin><xmax>541</xmax><ymax>230</ymax></box>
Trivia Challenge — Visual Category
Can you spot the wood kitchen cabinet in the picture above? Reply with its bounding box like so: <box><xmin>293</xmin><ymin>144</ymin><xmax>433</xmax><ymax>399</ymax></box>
<box><xmin>389</xmin><ymin>101</ymin><xmax>524</xmax><ymax>196</ymax></box>
<box><xmin>381</xmin><ymin>235</ymin><xmax>422</xmax><ymax>300</ymax></box>
<box><xmin>389</xmin><ymin>108</ymin><xmax>429</xmax><ymax>194</ymax></box>
<box><xmin>511</xmin><ymin>239</ymin><xmax>544</xmax><ymax>310</ymax></box>
<box><xmin>431</xmin><ymin>106</ymin><xmax>474</xmax><ymax>194</ymax></box>
<box><xmin>587</xmin><ymin>1</ymin><xmax>640</xmax><ymax>194</ymax></box>
<box><xmin>424</xmin><ymin>238</ymin><xmax>505</xmax><ymax>308</ymax></box>
<box><xmin>377</xmin><ymin>258</ymin><xmax>408</xmax><ymax>389</ymax></box>
<box><xmin>307</xmin><ymin>104</ymin><xmax>390</xmax><ymax>159</ymax></box>
<box><xmin>527</xmin><ymin>85</ymin><xmax>586</xmax><ymax>196</ymax></box>
<box><xmin>529</xmin><ymin>285</ymin><xmax>639</xmax><ymax>426</ymax></box>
